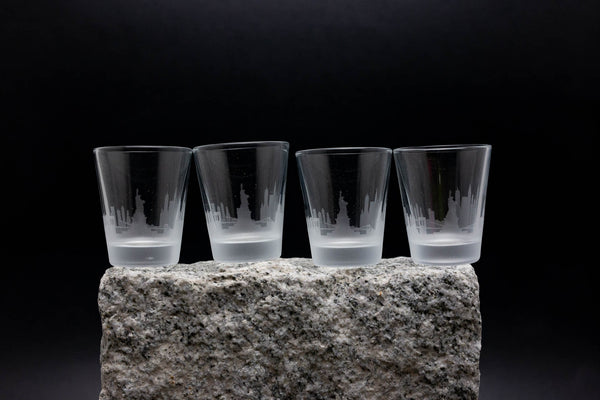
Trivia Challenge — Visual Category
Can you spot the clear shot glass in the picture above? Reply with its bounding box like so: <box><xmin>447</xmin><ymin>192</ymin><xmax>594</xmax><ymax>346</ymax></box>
<box><xmin>393</xmin><ymin>144</ymin><xmax>492</xmax><ymax>265</ymax></box>
<box><xmin>193</xmin><ymin>141</ymin><xmax>289</xmax><ymax>263</ymax></box>
<box><xmin>296</xmin><ymin>147</ymin><xmax>392</xmax><ymax>267</ymax></box>
<box><xmin>94</xmin><ymin>146</ymin><xmax>193</xmax><ymax>267</ymax></box>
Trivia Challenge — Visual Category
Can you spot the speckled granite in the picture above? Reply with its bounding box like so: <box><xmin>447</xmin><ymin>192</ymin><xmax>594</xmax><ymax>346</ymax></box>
<box><xmin>98</xmin><ymin>257</ymin><xmax>481</xmax><ymax>400</ymax></box>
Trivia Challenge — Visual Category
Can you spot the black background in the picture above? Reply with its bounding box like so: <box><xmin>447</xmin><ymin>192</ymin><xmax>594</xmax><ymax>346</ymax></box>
<box><xmin>2</xmin><ymin>0</ymin><xmax>598</xmax><ymax>398</ymax></box>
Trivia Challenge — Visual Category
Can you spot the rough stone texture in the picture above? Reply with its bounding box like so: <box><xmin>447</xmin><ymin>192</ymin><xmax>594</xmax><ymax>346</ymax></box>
<box><xmin>98</xmin><ymin>257</ymin><xmax>481</xmax><ymax>400</ymax></box>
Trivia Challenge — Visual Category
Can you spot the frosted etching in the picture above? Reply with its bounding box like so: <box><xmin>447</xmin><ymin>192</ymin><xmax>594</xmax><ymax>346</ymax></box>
<box><xmin>101</xmin><ymin>190</ymin><xmax>186</xmax><ymax>266</ymax></box>
<box><xmin>103</xmin><ymin>190</ymin><xmax>184</xmax><ymax>242</ymax></box>
<box><xmin>307</xmin><ymin>192</ymin><xmax>385</xmax><ymax>239</ymax></box>
<box><xmin>404</xmin><ymin>188</ymin><xmax>483</xmax><ymax>240</ymax></box>
<box><xmin>205</xmin><ymin>185</ymin><xmax>283</xmax><ymax>238</ymax></box>
<box><xmin>305</xmin><ymin>191</ymin><xmax>386</xmax><ymax>266</ymax></box>
<box><xmin>203</xmin><ymin>185</ymin><xmax>284</xmax><ymax>262</ymax></box>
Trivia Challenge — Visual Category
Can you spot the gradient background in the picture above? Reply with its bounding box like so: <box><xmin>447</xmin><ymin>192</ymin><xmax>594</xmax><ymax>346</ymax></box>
<box><xmin>1</xmin><ymin>0</ymin><xmax>598</xmax><ymax>398</ymax></box>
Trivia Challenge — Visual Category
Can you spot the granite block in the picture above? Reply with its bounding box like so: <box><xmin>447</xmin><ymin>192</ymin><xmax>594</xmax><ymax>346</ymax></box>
<box><xmin>98</xmin><ymin>257</ymin><xmax>481</xmax><ymax>399</ymax></box>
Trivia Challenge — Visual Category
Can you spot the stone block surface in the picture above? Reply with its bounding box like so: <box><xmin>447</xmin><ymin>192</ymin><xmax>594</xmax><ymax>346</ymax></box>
<box><xmin>98</xmin><ymin>257</ymin><xmax>481</xmax><ymax>399</ymax></box>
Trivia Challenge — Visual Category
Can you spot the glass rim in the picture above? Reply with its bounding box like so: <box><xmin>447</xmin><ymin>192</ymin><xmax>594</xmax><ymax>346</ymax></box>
<box><xmin>93</xmin><ymin>145</ymin><xmax>192</xmax><ymax>153</ymax></box>
<box><xmin>393</xmin><ymin>144</ymin><xmax>491</xmax><ymax>153</ymax></box>
<box><xmin>296</xmin><ymin>147</ymin><xmax>392</xmax><ymax>157</ymax></box>
<box><xmin>193</xmin><ymin>141</ymin><xmax>289</xmax><ymax>152</ymax></box>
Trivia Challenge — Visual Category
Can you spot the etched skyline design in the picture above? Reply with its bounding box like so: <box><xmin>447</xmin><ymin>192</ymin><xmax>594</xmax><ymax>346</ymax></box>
<box><xmin>307</xmin><ymin>191</ymin><xmax>385</xmax><ymax>238</ymax></box>
<box><xmin>103</xmin><ymin>190</ymin><xmax>182</xmax><ymax>238</ymax></box>
<box><xmin>204</xmin><ymin>185</ymin><xmax>283</xmax><ymax>234</ymax></box>
<box><xmin>404</xmin><ymin>187</ymin><xmax>483</xmax><ymax>237</ymax></box>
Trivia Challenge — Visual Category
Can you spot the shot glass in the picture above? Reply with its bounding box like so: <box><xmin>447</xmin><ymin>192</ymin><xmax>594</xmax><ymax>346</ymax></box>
<box><xmin>193</xmin><ymin>141</ymin><xmax>289</xmax><ymax>263</ymax></box>
<box><xmin>94</xmin><ymin>146</ymin><xmax>193</xmax><ymax>267</ymax></box>
<box><xmin>296</xmin><ymin>147</ymin><xmax>392</xmax><ymax>267</ymax></box>
<box><xmin>393</xmin><ymin>144</ymin><xmax>491</xmax><ymax>265</ymax></box>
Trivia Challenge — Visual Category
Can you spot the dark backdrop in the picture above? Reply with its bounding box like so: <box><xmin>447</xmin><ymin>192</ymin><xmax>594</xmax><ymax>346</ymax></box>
<box><xmin>2</xmin><ymin>0</ymin><xmax>598</xmax><ymax>398</ymax></box>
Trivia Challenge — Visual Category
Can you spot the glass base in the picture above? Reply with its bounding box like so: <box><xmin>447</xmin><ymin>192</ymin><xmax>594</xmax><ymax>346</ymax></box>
<box><xmin>409</xmin><ymin>239</ymin><xmax>481</xmax><ymax>266</ymax></box>
<box><xmin>210</xmin><ymin>236</ymin><xmax>281</xmax><ymax>263</ymax></box>
<box><xmin>107</xmin><ymin>240</ymin><xmax>180</xmax><ymax>267</ymax></box>
<box><xmin>310</xmin><ymin>240</ymin><xmax>382</xmax><ymax>267</ymax></box>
